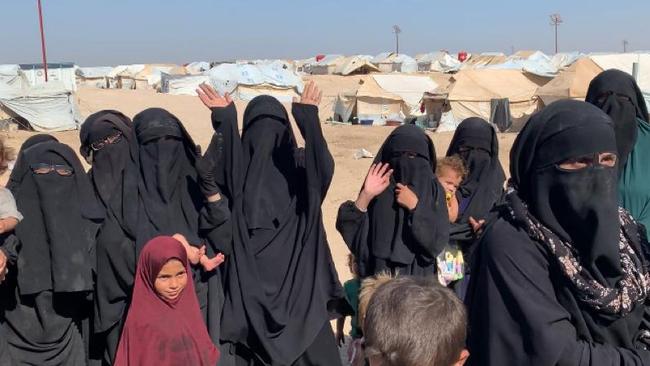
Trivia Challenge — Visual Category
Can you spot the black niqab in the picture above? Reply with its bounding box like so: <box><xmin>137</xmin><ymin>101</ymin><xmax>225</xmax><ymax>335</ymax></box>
<box><xmin>6</xmin><ymin>134</ymin><xmax>58</xmax><ymax>192</ymax></box>
<box><xmin>510</xmin><ymin>100</ymin><xmax>620</xmax><ymax>284</ymax></box>
<box><xmin>369</xmin><ymin>125</ymin><xmax>447</xmax><ymax>269</ymax></box>
<box><xmin>215</xmin><ymin>97</ymin><xmax>349</xmax><ymax>365</ymax></box>
<box><xmin>133</xmin><ymin>108</ymin><xmax>203</xmax><ymax>250</ymax></box>
<box><xmin>11</xmin><ymin>141</ymin><xmax>102</xmax><ymax>295</ymax></box>
<box><xmin>586</xmin><ymin>69</ymin><xmax>649</xmax><ymax>171</ymax></box>
<box><xmin>446</xmin><ymin>117</ymin><xmax>505</xmax><ymax>223</ymax></box>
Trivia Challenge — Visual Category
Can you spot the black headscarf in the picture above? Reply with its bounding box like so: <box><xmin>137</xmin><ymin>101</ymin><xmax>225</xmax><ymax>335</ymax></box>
<box><xmin>586</xmin><ymin>69</ymin><xmax>649</xmax><ymax>171</ymax></box>
<box><xmin>446</xmin><ymin>117</ymin><xmax>505</xmax><ymax>222</ymax></box>
<box><xmin>241</xmin><ymin>96</ymin><xmax>298</xmax><ymax>231</ymax></box>
<box><xmin>6</xmin><ymin>134</ymin><xmax>58</xmax><ymax>192</ymax></box>
<box><xmin>217</xmin><ymin>97</ymin><xmax>349</xmax><ymax>365</ymax></box>
<box><xmin>369</xmin><ymin>125</ymin><xmax>446</xmax><ymax>268</ymax></box>
<box><xmin>11</xmin><ymin>141</ymin><xmax>102</xmax><ymax>295</ymax></box>
<box><xmin>509</xmin><ymin>99</ymin><xmax>621</xmax><ymax>287</ymax></box>
<box><xmin>80</xmin><ymin>110</ymin><xmax>139</xmax><ymax>237</ymax></box>
<box><xmin>133</xmin><ymin>108</ymin><xmax>203</xmax><ymax>251</ymax></box>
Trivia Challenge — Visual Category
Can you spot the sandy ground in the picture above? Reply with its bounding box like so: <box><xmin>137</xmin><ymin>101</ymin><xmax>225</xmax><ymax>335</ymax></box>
<box><xmin>0</xmin><ymin>87</ymin><xmax>517</xmax><ymax>345</ymax></box>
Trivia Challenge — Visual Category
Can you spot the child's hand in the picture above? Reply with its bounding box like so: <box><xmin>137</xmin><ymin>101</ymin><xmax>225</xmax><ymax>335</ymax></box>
<box><xmin>173</xmin><ymin>233</ymin><xmax>203</xmax><ymax>265</ymax></box>
<box><xmin>395</xmin><ymin>183</ymin><xmax>418</xmax><ymax>211</ymax></box>
<box><xmin>201</xmin><ymin>253</ymin><xmax>225</xmax><ymax>271</ymax></box>
<box><xmin>469</xmin><ymin>216</ymin><xmax>486</xmax><ymax>235</ymax></box>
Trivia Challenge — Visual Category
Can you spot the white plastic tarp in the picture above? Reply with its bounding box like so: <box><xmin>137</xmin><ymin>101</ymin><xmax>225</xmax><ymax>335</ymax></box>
<box><xmin>551</xmin><ymin>52</ymin><xmax>582</xmax><ymax>69</ymax></box>
<box><xmin>0</xmin><ymin>65</ymin><xmax>26</xmax><ymax>90</ymax></box>
<box><xmin>185</xmin><ymin>62</ymin><xmax>210</xmax><ymax>74</ymax></box>
<box><xmin>372</xmin><ymin>75</ymin><xmax>438</xmax><ymax>115</ymax></box>
<box><xmin>417</xmin><ymin>52</ymin><xmax>461</xmax><ymax>73</ymax></box>
<box><xmin>162</xmin><ymin>74</ymin><xmax>210</xmax><ymax>96</ymax></box>
<box><xmin>0</xmin><ymin>81</ymin><xmax>80</xmax><ymax>131</ymax></box>
<box><xmin>77</xmin><ymin>67</ymin><xmax>113</xmax><ymax>78</ymax></box>
<box><xmin>108</xmin><ymin>64</ymin><xmax>145</xmax><ymax>78</ymax></box>
<box><xmin>208</xmin><ymin>63</ymin><xmax>303</xmax><ymax>97</ymax></box>
<box><xmin>489</xmin><ymin>51</ymin><xmax>558</xmax><ymax>77</ymax></box>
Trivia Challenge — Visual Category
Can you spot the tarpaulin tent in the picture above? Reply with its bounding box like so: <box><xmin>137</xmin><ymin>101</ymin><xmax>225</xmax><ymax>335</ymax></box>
<box><xmin>308</xmin><ymin>55</ymin><xmax>345</xmax><ymax>75</ymax></box>
<box><xmin>447</xmin><ymin>69</ymin><xmax>550</xmax><ymax>123</ymax></box>
<box><xmin>372</xmin><ymin>53</ymin><xmax>418</xmax><ymax>73</ymax></box>
<box><xmin>20</xmin><ymin>63</ymin><xmax>77</xmax><ymax>92</ymax></box>
<box><xmin>461</xmin><ymin>53</ymin><xmax>507</xmax><ymax>69</ymax></box>
<box><xmin>417</xmin><ymin>52</ymin><xmax>462</xmax><ymax>73</ymax></box>
<box><xmin>0</xmin><ymin>81</ymin><xmax>81</xmax><ymax>131</ymax></box>
<box><xmin>335</xmin><ymin>56</ymin><xmax>379</xmax><ymax>76</ymax></box>
<box><xmin>0</xmin><ymin>65</ymin><xmax>27</xmax><ymax>90</ymax></box>
<box><xmin>535</xmin><ymin>58</ymin><xmax>603</xmax><ymax>106</ymax></box>
<box><xmin>208</xmin><ymin>62</ymin><xmax>303</xmax><ymax>103</ymax></box>
<box><xmin>76</xmin><ymin>66</ymin><xmax>113</xmax><ymax>88</ymax></box>
<box><xmin>185</xmin><ymin>62</ymin><xmax>211</xmax><ymax>75</ymax></box>
<box><xmin>161</xmin><ymin>74</ymin><xmax>210</xmax><ymax>96</ymax></box>
<box><xmin>488</xmin><ymin>51</ymin><xmax>558</xmax><ymax>77</ymax></box>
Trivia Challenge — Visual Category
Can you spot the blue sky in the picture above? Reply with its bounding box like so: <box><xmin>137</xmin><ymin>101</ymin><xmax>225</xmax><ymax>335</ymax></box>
<box><xmin>1</xmin><ymin>0</ymin><xmax>647</xmax><ymax>66</ymax></box>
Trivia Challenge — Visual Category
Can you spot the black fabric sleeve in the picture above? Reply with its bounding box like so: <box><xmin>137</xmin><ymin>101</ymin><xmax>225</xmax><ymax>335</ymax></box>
<box><xmin>199</xmin><ymin>198</ymin><xmax>232</xmax><ymax>256</ymax></box>
<box><xmin>467</xmin><ymin>220</ymin><xmax>650</xmax><ymax>366</ymax></box>
<box><xmin>406</xmin><ymin>181</ymin><xmax>450</xmax><ymax>261</ymax></box>
<box><xmin>0</xmin><ymin>234</ymin><xmax>18</xmax><ymax>266</ymax></box>
<box><xmin>336</xmin><ymin>201</ymin><xmax>372</xmax><ymax>277</ymax></box>
<box><xmin>292</xmin><ymin>103</ymin><xmax>335</xmax><ymax>200</ymax></box>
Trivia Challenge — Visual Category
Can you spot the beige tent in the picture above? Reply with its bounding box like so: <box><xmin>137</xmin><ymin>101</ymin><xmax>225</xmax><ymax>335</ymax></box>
<box><xmin>462</xmin><ymin>53</ymin><xmax>507</xmax><ymax>68</ymax></box>
<box><xmin>535</xmin><ymin>58</ymin><xmax>603</xmax><ymax>106</ymax></box>
<box><xmin>303</xmin><ymin>74</ymin><xmax>366</xmax><ymax>121</ymax></box>
<box><xmin>335</xmin><ymin>56</ymin><xmax>379</xmax><ymax>76</ymax></box>
<box><xmin>447</xmin><ymin>69</ymin><xmax>550</xmax><ymax>122</ymax></box>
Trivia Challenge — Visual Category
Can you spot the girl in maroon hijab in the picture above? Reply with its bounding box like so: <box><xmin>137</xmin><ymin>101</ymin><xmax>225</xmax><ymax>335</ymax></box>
<box><xmin>114</xmin><ymin>236</ymin><xmax>219</xmax><ymax>366</ymax></box>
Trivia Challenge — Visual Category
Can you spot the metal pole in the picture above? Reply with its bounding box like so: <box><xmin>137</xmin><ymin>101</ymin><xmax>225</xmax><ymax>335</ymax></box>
<box><xmin>633</xmin><ymin>62</ymin><xmax>639</xmax><ymax>81</ymax></box>
<box><xmin>554</xmin><ymin>24</ymin><xmax>558</xmax><ymax>54</ymax></box>
<box><xmin>396</xmin><ymin>33</ymin><xmax>399</xmax><ymax>55</ymax></box>
<box><xmin>37</xmin><ymin>0</ymin><xmax>48</xmax><ymax>82</ymax></box>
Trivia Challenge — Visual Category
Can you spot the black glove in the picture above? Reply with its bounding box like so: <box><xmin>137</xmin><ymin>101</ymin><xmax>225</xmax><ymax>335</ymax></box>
<box><xmin>195</xmin><ymin>156</ymin><xmax>220</xmax><ymax>198</ymax></box>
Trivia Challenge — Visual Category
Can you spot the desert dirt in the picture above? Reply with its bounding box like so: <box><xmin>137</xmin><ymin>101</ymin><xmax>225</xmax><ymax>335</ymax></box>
<box><xmin>0</xmin><ymin>86</ymin><xmax>517</xmax><ymax>342</ymax></box>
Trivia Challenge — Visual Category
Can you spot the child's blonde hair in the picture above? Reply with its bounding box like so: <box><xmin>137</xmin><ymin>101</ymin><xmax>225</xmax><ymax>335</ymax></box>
<box><xmin>436</xmin><ymin>155</ymin><xmax>467</xmax><ymax>179</ymax></box>
<box><xmin>358</xmin><ymin>272</ymin><xmax>394</xmax><ymax>331</ymax></box>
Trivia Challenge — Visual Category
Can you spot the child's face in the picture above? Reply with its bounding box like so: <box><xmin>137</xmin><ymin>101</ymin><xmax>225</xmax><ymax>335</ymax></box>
<box><xmin>154</xmin><ymin>259</ymin><xmax>188</xmax><ymax>302</ymax></box>
<box><xmin>437</xmin><ymin>166</ymin><xmax>462</xmax><ymax>195</ymax></box>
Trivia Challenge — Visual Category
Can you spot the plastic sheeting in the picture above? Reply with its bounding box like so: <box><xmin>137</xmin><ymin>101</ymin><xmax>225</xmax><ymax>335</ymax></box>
<box><xmin>487</xmin><ymin>51</ymin><xmax>558</xmax><ymax>77</ymax></box>
<box><xmin>208</xmin><ymin>62</ymin><xmax>303</xmax><ymax>98</ymax></box>
<box><xmin>185</xmin><ymin>62</ymin><xmax>210</xmax><ymax>75</ymax></box>
<box><xmin>76</xmin><ymin>67</ymin><xmax>113</xmax><ymax>79</ymax></box>
<box><xmin>372</xmin><ymin>75</ymin><xmax>438</xmax><ymax>115</ymax></box>
<box><xmin>0</xmin><ymin>81</ymin><xmax>80</xmax><ymax>131</ymax></box>
<box><xmin>161</xmin><ymin>74</ymin><xmax>210</xmax><ymax>96</ymax></box>
<box><xmin>0</xmin><ymin>65</ymin><xmax>26</xmax><ymax>90</ymax></box>
<box><xmin>417</xmin><ymin>52</ymin><xmax>461</xmax><ymax>73</ymax></box>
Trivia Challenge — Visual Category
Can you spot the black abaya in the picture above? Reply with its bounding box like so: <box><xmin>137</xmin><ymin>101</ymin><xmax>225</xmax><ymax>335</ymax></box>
<box><xmin>79</xmin><ymin>110</ymin><xmax>139</xmax><ymax>365</ymax></box>
<box><xmin>465</xmin><ymin>100</ymin><xmax>650</xmax><ymax>365</ymax></box>
<box><xmin>132</xmin><ymin>108</ymin><xmax>232</xmax><ymax>349</ymax></box>
<box><xmin>1</xmin><ymin>141</ymin><xmax>102</xmax><ymax>366</ymax></box>
<box><xmin>336</xmin><ymin>125</ymin><xmax>449</xmax><ymax>277</ymax></box>
<box><xmin>211</xmin><ymin>98</ymin><xmax>349</xmax><ymax>366</ymax></box>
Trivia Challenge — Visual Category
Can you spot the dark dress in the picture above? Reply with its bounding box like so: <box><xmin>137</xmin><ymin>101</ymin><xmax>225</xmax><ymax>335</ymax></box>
<box><xmin>211</xmin><ymin>98</ymin><xmax>350</xmax><ymax>366</ymax></box>
<box><xmin>0</xmin><ymin>141</ymin><xmax>103</xmax><ymax>366</ymax></box>
<box><xmin>336</xmin><ymin>125</ymin><xmax>449</xmax><ymax>277</ymax></box>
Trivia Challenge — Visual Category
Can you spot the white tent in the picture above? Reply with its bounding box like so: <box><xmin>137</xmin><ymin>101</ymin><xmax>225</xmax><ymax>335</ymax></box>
<box><xmin>0</xmin><ymin>65</ymin><xmax>28</xmax><ymax>90</ymax></box>
<box><xmin>76</xmin><ymin>66</ymin><xmax>113</xmax><ymax>88</ymax></box>
<box><xmin>308</xmin><ymin>55</ymin><xmax>345</xmax><ymax>75</ymax></box>
<box><xmin>335</xmin><ymin>56</ymin><xmax>378</xmax><ymax>76</ymax></box>
<box><xmin>417</xmin><ymin>52</ymin><xmax>462</xmax><ymax>73</ymax></box>
<box><xmin>0</xmin><ymin>81</ymin><xmax>81</xmax><ymax>131</ymax></box>
<box><xmin>161</xmin><ymin>74</ymin><xmax>210</xmax><ymax>96</ymax></box>
<box><xmin>20</xmin><ymin>63</ymin><xmax>77</xmax><ymax>92</ymax></box>
<box><xmin>372</xmin><ymin>53</ymin><xmax>418</xmax><ymax>73</ymax></box>
<box><xmin>207</xmin><ymin>62</ymin><xmax>303</xmax><ymax>103</ymax></box>
<box><xmin>185</xmin><ymin>62</ymin><xmax>211</xmax><ymax>74</ymax></box>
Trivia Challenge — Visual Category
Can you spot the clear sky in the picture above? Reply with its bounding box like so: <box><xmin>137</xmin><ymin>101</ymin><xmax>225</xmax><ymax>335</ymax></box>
<box><xmin>1</xmin><ymin>0</ymin><xmax>647</xmax><ymax>66</ymax></box>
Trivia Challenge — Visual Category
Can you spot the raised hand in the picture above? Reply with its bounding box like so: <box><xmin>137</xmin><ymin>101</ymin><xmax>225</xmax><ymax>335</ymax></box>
<box><xmin>173</xmin><ymin>233</ymin><xmax>202</xmax><ymax>265</ymax></box>
<box><xmin>294</xmin><ymin>80</ymin><xmax>322</xmax><ymax>107</ymax></box>
<box><xmin>197</xmin><ymin>83</ymin><xmax>233</xmax><ymax>109</ymax></box>
<box><xmin>355</xmin><ymin>163</ymin><xmax>393</xmax><ymax>211</ymax></box>
<box><xmin>395</xmin><ymin>183</ymin><xmax>419</xmax><ymax>211</ymax></box>
<box><xmin>469</xmin><ymin>216</ymin><xmax>486</xmax><ymax>235</ymax></box>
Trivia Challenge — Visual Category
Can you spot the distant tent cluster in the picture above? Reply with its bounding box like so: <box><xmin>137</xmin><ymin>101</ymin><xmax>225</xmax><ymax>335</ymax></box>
<box><xmin>3</xmin><ymin>51</ymin><xmax>650</xmax><ymax>132</ymax></box>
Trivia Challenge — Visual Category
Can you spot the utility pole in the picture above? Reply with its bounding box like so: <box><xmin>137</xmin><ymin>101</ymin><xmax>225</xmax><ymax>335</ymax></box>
<box><xmin>393</xmin><ymin>25</ymin><xmax>401</xmax><ymax>55</ymax></box>
<box><xmin>623</xmin><ymin>40</ymin><xmax>629</xmax><ymax>53</ymax></box>
<box><xmin>37</xmin><ymin>0</ymin><xmax>48</xmax><ymax>82</ymax></box>
<box><xmin>549</xmin><ymin>13</ymin><xmax>563</xmax><ymax>54</ymax></box>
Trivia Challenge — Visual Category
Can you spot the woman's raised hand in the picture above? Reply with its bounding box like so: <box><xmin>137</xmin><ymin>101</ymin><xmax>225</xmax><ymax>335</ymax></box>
<box><xmin>355</xmin><ymin>163</ymin><xmax>393</xmax><ymax>211</ymax></box>
<box><xmin>197</xmin><ymin>83</ymin><xmax>233</xmax><ymax>109</ymax></box>
<box><xmin>294</xmin><ymin>80</ymin><xmax>322</xmax><ymax>107</ymax></box>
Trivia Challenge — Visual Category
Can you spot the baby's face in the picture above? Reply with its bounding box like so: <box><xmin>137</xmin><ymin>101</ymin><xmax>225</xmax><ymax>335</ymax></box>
<box><xmin>438</xmin><ymin>167</ymin><xmax>462</xmax><ymax>195</ymax></box>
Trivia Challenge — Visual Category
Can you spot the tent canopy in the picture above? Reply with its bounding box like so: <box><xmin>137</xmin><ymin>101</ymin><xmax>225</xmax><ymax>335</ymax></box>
<box><xmin>535</xmin><ymin>58</ymin><xmax>603</xmax><ymax>105</ymax></box>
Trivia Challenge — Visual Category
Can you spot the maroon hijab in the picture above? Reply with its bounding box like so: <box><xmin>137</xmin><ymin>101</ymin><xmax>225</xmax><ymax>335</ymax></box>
<box><xmin>114</xmin><ymin>236</ymin><xmax>219</xmax><ymax>366</ymax></box>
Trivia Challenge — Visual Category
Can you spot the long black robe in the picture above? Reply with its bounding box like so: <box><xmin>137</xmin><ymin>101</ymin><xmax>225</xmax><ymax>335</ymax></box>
<box><xmin>132</xmin><ymin>108</ymin><xmax>232</xmax><ymax>350</ymax></box>
<box><xmin>466</xmin><ymin>100</ymin><xmax>650</xmax><ymax>365</ymax></box>
<box><xmin>212</xmin><ymin>98</ymin><xmax>349</xmax><ymax>366</ymax></box>
<box><xmin>1</xmin><ymin>141</ymin><xmax>103</xmax><ymax>366</ymax></box>
<box><xmin>79</xmin><ymin>110</ymin><xmax>139</xmax><ymax>365</ymax></box>
<box><xmin>336</xmin><ymin>125</ymin><xmax>449</xmax><ymax>277</ymax></box>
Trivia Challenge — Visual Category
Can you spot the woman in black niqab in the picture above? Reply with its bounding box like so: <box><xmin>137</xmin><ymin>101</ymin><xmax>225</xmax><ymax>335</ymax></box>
<box><xmin>336</xmin><ymin>125</ymin><xmax>449</xmax><ymax>277</ymax></box>
<box><xmin>465</xmin><ymin>100</ymin><xmax>650</xmax><ymax>365</ymax></box>
<box><xmin>79</xmin><ymin>110</ymin><xmax>139</xmax><ymax>365</ymax></box>
<box><xmin>201</xmin><ymin>82</ymin><xmax>350</xmax><ymax>366</ymax></box>
<box><xmin>132</xmin><ymin>107</ymin><xmax>232</xmax><ymax>351</ymax></box>
<box><xmin>1</xmin><ymin>141</ymin><xmax>102</xmax><ymax>366</ymax></box>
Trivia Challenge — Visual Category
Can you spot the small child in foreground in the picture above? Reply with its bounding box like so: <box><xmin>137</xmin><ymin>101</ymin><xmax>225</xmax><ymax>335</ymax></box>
<box><xmin>336</xmin><ymin>254</ymin><xmax>362</xmax><ymax>348</ymax></box>
<box><xmin>435</xmin><ymin>156</ymin><xmax>467</xmax><ymax>286</ymax></box>
<box><xmin>364</xmin><ymin>276</ymin><xmax>469</xmax><ymax>366</ymax></box>
<box><xmin>172</xmin><ymin>234</ymin><xmax>225</xmax><ymax>271</ymax></box>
